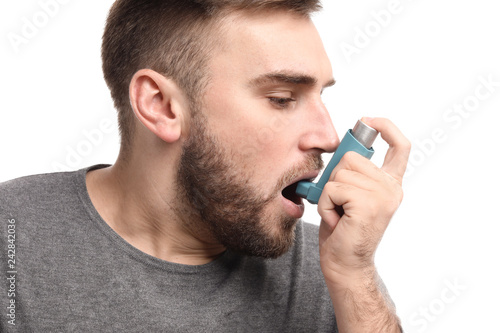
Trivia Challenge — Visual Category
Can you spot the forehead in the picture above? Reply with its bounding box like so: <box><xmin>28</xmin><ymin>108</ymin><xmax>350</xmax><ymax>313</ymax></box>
<box><xmin>208</xmin><ymin>10</ymin><xmax>333</xmax><ymax>85</ymax></box>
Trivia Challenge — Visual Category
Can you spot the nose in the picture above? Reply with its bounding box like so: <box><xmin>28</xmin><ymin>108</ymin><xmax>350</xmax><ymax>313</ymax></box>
<box><xmin>298</xmin><ymin>101</ymin><xmax>339</xmax><ymax>154</ymax></box>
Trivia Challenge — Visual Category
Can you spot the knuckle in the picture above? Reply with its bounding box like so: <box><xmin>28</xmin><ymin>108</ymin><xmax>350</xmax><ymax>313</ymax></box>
<box><xmin>342</xmin><ymin>151</ymin><xmax>359</xmax><ymax>165</ymax></box>
<box><xmin>322</xmin><ymin>181</ymin><xmax>336</xmax><ymax>193</ymax></box>
<box><xmin>343</xmin><ymin>151</ymin><xmax>376</xmax><ymax>172</ymax></box>
<box><xmin>333</xmin><ymin>169</ymin><xmax>348</xmax><ymax>182</ymax></box>
<box><xmin>402</xmin><ymin>138</ymin><xmax>412</xmax><ymax>152</ymax></box>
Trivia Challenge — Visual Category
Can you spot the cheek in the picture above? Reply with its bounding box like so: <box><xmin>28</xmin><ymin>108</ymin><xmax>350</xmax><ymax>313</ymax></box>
<box><xmin>230</xmin><ymin>113</ymin><xmax>293</xmax><ymax>172</ymax></box>
<box><xmin>202</xmin><ymin>87</ymin><xmax>300</xmax><ymax>186</ymax></box>
<box><xmin>203</xmin><ymin>94</ymin><xmax>272</xmax><ymax>159</ymax></box>
<box><xmin>227</xmin><ymin>109</ymin><xmax>297</xmax><ymax>163</ymax></box>
<box><xmin>236</xmin><ymin>125</ymin><xmax>296</xmax><ymax>191</ymax></box>
<box><xmin>204</xmin><ymin>87</ymin><xmax>260</xmax><ymax>136</ymax></box>
<box><xmin>210</xmin><ymin>116</ymin><xmax>290</xmax><ymax>191</ymax></box>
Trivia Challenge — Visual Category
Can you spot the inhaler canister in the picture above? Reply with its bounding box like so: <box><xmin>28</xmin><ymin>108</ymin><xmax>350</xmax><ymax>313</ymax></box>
<box><xmin>295</xmin><ymin>119</ymin><xmax>379</xmax><ymax>204</ymax></box>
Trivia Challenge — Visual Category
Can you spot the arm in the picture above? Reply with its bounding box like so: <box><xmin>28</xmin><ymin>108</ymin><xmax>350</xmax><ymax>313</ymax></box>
<box><xmin>317</xmin><ymin>117</ymin><xmax>410</xmax><ymax>332</ymax></box>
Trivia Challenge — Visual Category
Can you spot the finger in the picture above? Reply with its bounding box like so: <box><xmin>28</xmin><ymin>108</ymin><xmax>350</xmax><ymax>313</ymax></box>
<box><xmin>361</xmin><ymin>117</ymin><xmax>411</xmax><ymax>182</ymax></box>
<box><xmin>317</xmin><ymin>182</ymin><xmax>348</xmax><ymax>232</ymax></box>
<box><xmin>328</xmin><ymin>150</ymin><xmax>381</xmax><ymax>182</ymax></box>
<box><xmin>318</xmin><ymin>182</ymin><xmax>361</xmax><ymax>219</ymax></box>
<box><xmin>332</xmin><ymin>168</ymin><xmax>378</xmax><ymax>192</ymax></box>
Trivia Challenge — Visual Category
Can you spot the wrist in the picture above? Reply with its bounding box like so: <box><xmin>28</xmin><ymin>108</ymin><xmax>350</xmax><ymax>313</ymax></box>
<box><xmin>321</xmin><ymin>261</ymin><xmax>377</xmax><ymax>294</ymax></box>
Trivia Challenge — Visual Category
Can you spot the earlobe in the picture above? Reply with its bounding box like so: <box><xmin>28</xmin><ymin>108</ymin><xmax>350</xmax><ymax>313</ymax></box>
<box><xmin>129</xmin><ymin>69</ymin><xmax>187</xmax><ymax>143</ymax></box>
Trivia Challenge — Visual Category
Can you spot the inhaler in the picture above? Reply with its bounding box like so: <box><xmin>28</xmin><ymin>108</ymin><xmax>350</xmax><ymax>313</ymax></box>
<box><xmin>295</xmin><ymin>119</ymin><xmax>379</xmax><ymax>204</ymax></box>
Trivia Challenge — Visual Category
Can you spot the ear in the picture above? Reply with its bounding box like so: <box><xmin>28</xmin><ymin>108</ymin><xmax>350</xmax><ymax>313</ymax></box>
<box><xmin>129</xmin><ymin>69</ymin><xmax>188</xmax><ymax>143</ymax></box>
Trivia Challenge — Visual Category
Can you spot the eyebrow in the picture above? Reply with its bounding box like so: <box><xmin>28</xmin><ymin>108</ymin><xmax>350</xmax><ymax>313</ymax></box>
<box><xmin>248</xmin><ymin>71</ymin><xmax>336</xmax><ymax>90</ymax></box>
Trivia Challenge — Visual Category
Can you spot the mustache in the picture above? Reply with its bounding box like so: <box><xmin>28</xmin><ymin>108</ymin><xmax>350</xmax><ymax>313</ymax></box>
<box><xmin>273</xmin><ymin>154</ymin><xmax>324</xmax><ymax>194</ymax></box>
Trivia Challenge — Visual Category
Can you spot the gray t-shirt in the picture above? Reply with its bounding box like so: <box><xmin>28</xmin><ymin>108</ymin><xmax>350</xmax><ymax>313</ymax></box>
<box><xmin>0</xmin><ymin>165</ymin><xmax>337</xmax><ymax>332</ymax></box>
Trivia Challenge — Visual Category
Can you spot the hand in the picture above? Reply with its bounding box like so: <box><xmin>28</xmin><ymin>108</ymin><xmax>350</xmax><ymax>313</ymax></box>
<box><xmin>317</xmin><ymin>117</ymin><xmax>411</xmax><ymax>285</ymax></box>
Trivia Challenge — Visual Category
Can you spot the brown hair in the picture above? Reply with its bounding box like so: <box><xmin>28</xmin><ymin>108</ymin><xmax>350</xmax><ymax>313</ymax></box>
<box><xmin>101</xmin><ymin>0</ymin><xmax>322</xmax><ymax>153</ymax></box>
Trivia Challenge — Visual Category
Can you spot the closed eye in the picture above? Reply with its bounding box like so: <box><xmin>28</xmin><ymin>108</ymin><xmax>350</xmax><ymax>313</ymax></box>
<box><xmin>268</xmin><ymin>97</ymin><xmax>296</xmax><ymax>109</ymax></box>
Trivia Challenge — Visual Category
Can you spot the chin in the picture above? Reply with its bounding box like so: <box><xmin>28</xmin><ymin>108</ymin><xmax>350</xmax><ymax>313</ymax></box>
<box><xmin>234</xmin><ymin>214</ymin><xmax>299</xmax><ymax>259</ymax></box>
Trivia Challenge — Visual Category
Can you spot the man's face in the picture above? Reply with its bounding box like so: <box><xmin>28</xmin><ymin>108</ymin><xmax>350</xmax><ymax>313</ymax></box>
<box><xmin>177</xmin><ymin>11</ymin><xmax>338</xmax><ymax>258</ymax></box>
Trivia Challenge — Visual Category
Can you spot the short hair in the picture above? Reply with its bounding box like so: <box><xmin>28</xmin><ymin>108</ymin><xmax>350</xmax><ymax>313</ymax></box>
<box><xmin>101</xmin><ymin>0</ymin><xmax>322</xmax><ymax>153</ymax></box>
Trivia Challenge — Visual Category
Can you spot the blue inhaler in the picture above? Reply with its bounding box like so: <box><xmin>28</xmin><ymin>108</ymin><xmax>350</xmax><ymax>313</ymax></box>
<box><xmin>296</xmin><ymin>119</ymin><xmax>379</xmax><ymax>204</ymax></box>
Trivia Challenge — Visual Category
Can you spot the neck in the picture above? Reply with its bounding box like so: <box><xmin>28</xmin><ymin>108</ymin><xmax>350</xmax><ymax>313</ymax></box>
<box><xmin>86</xmin><ymin>155</ymin><xmax>226</xmax><ymax>265</ymax></box>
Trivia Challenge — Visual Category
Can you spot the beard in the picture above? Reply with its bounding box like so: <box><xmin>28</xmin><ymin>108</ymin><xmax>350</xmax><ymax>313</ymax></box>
<box><xmin>176</xmin><ymin>112</ymin><xmax>323</xmax><ymax>259</ymax></box>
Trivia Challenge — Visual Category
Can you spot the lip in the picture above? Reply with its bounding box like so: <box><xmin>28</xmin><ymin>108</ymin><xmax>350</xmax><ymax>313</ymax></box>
<box><xmin>281</xmin><ymin>170</ymin><xmax>321</xmax><ymax>191</ymax></box>
<box><xmin>280</xmin><ymin>170</ymin><xmax>320</xmax><ymax>218</ymax></box>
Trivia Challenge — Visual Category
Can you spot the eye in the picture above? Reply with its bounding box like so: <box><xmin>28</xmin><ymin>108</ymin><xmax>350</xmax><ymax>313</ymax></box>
<box><xmin>268</xmin><ymin>97</ymin><xmax>296</xmax><ymax>109</ymax></box>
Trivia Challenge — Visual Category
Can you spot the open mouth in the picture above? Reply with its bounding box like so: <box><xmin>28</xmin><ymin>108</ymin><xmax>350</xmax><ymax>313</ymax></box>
<box><xmin>281</xmin><ymin>181</ymin><xmax>304</xmax><ymax>205</ymax></box>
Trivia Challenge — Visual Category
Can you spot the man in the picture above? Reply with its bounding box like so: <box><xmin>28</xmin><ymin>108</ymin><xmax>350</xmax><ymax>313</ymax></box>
<box><xmin>1</xmin><ymin>0</ymin><xmax>410</xmax><ymax>331</ymax></box>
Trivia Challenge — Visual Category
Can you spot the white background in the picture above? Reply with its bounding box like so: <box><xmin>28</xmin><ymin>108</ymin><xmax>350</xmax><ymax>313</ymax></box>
<box><xmin>1</xmin><ymin>1</ymin><xmax>499</xmax><ymax>332</ymax></box>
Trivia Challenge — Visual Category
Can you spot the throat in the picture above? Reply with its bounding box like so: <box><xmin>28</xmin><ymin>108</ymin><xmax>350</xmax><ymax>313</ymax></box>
<box><xmin>121</xmin><ymin>222</ymin><xmax>227</xmax><ymax>266</ymax></box>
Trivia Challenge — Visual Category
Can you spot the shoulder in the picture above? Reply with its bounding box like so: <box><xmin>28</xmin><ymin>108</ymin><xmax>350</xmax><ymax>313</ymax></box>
<box><xmin>1</xmin><ymin>170</ymin><xmax>75</xmax><ymax>193</ymax></box>
<box><xmin>0</xmin><ymin>166</ymin><xmax>97</xmax><ymax>213</ymax></box>
<box><xmin>1</xmin><ymin>170</ymin><xmax>75</xmax><ymax>198</ymax></box>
